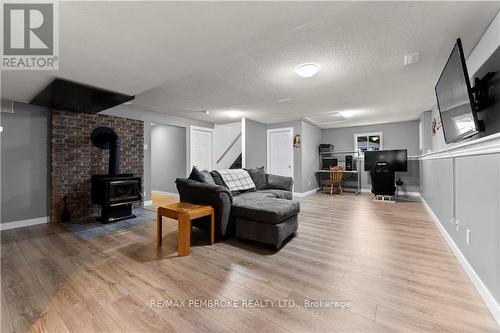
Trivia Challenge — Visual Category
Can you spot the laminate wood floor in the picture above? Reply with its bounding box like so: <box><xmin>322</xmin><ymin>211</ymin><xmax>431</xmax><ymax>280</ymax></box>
<box><xmin>2</xmin><ymin>193</ymin><xmax>498</xmax><ymax>333</ymax></box>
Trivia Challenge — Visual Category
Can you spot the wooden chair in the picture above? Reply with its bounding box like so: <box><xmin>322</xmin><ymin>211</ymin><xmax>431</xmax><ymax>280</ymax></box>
<box><xmin>324</xmin><ymin>166</ymin><xmax>344</xmax><ymax>195</ymax></box>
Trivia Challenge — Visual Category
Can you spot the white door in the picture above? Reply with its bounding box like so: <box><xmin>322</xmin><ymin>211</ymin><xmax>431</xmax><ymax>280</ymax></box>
<box><xmin>267</xmin><ymin>128</ymin><xmax>293</xmax><ymax>178</ymax></box>
<box><xmin>190</xmin><ymin>126</ymin><xmax>213</xmax><ymax>171</ymax></box>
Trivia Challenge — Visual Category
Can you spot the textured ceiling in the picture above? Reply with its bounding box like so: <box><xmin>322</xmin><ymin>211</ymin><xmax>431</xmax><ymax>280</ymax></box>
<box><xmin>2</xmin><ymin>2</ymin><xmax>499</xmax><ymax>128</ymax></box>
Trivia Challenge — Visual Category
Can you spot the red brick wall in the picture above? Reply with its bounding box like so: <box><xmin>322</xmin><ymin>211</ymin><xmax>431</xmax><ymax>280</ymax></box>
<box><xmin>51</xmin><ymin>110</ymin><xmax>144</xmax><ymax>223</ymax></box>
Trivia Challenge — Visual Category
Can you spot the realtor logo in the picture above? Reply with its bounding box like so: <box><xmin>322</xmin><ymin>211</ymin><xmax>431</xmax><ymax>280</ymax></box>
<box><xmin>2</xmin><ymin>1</ymin><xmax>59</xmax><ymax>69</ymax></box>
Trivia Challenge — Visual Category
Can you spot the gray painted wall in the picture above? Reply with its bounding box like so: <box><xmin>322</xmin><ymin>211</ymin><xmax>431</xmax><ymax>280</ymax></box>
<box><xmin>1</xmin><ymin>100</ymin><xmax>49</xmax><ymax>223</ymax></box>
<box><xmin>322</xmin><ymin>120</ymin><xmax>420</xmax><ymax>155</ymax></box>
<box><xmin>301</xmin><ymin>121</ymin><xmax>322</xmax><ymax>192</ymax></box>
<box><xmin>419</xmin><ymin>110</ymin><xmax>433</xmax><ymax>154</ymax></box>
<box><xmin>151</xmin><ymin>124</ymin><xmax>186</xmax><ymax>194</ymax></box>
<box><xmin>420</xmin><ymin>16</ymin><xmax>500</xmax><ymax>307</ymax></box>
<box><xmin>103</xmin><ymin>105</ymin><xmax>213</xmax><ymax>200</ymax></box>
<box><xmin>244</xmin><ymin>118</ymin><xmax>267</xmax><ymax>169</ymax></box>
<box><xmin>322</xmin><ymin>120</ymin><xmax>420</xmax><ymax>192</ymax></box>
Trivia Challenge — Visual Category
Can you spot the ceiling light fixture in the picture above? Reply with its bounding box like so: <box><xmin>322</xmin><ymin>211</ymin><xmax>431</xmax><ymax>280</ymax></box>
<box><xmin>404</xmin><ymin>52</ymin><xmax>420</xmax><ymax>66</ymax></box>
<box><xmin>339</xmin><ymin>109</ymin><xmax>364</xmax><ymax>118</ymax></box>
<box><xmin>295</xmin><ymin>63</ymin><xmax>320</xmax><ymax>78</ymax></box>
<box><xmin>204</xmin><ymin>110</ymin><xmax>210</xmax><ymax>114</ymax></box>
<box><xmin>226</xmin><ymin>110</ymin><xmax>243</xmax><ymax>118</ymax></box>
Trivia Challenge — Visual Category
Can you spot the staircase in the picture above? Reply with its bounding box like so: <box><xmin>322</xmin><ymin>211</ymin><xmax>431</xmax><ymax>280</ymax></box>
<box><xmin>229</xmin><ymin>154</ymin><xmax>242</xmax><ymax>169</ymax></box>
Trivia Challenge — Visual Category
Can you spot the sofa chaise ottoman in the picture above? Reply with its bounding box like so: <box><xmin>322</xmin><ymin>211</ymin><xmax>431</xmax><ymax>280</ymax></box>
<box><xmin>232</xmin><ymin>197</ymin><xmax>300</xmax><ymax>250</ymax></box>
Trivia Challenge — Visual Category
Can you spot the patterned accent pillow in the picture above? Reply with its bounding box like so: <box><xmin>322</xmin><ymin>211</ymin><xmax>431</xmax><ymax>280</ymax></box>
<box><xmin>217</xmin><ymin>169</ymin><xmax>256</xmax><ymax>192</ymax></box>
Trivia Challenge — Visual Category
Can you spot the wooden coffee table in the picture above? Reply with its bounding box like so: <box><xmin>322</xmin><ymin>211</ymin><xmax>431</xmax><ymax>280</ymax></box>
<box><xmin>157</xmin><ymin>202</ymin><xmax>214</xmax><ymax>256</ymax></box>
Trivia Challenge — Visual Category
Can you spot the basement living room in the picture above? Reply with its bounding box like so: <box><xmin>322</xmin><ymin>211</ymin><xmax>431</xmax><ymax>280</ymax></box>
<box><xmin>1</xmin><ymin>2</ymin><xmax>500</xmax><ymax>333</ymax></box>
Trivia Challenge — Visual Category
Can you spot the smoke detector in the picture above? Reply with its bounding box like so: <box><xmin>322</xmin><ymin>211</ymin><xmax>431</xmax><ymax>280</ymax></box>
<box><xmin>404</xmin><ymin>52</ymin><xmax>420</xmax><ymax>66</ymax></box>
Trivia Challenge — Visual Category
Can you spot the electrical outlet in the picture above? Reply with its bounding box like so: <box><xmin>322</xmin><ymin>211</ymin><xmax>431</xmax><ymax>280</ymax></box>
<box><xmin>456</xmin><ymin>219</ymin><xmax>460</xmax><ymax>232</ymax></box>
<box><xmin>466</xmin><ymin>229</ymin><xmax>471</xmax><ymax>245</ymax></box>
<box><xmin>144</xmin><ymin>144</ymin><xmax>149</xmax><ymax>150</ymax></box>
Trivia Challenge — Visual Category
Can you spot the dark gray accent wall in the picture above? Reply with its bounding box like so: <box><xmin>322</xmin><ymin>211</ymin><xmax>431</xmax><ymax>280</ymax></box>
<box><xmin>322</xmin><ymin>120</ymin><xmax>420</xmax><ymax>192</ymax></box>
<box><xmin>301</xmin><ymin>121</ymin><xmax>322</xmax><ymax>192</ymax></box>
<box><xmin>151</xmin><ymin>124</ymin><xmax>186</xmax><ymax>194</ymax></box>
<box><xmin>244</xmin><ymin>118</ymin><xmax>266</xmax><ymax>169</ymax></box>
<box><xmin>1</xmin><ymin>100</ymin><xmax>49</xmax><ymax>223</ymax></box>
<box><xmin>103</xmin><ymin>105</ymin><xmax>213</xmax><ymax>200</ymax></box>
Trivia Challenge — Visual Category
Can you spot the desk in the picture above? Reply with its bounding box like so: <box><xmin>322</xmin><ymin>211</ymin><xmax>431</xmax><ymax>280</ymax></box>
<box><xmin>315</xmin><ymin>169</ymin><xmax>361</xmax><ymax>195</ymax></box>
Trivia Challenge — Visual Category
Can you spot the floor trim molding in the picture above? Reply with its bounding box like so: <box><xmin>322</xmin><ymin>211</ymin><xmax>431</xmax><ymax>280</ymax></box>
<box><xmin>421</xmin><ymin>197</ymin><xmax>500</xmax><ymax>326</ymax></box>
<box><xmin>293</xmin><ymin>188</ymin><xmax>319</xmax><ymax>197</ymax></box>
<box><xmin>143</xmin><ymin>200</ymin><xmax>153</xmax><ymax>206</ymax></box>
<box><xmin>152</xmin><ymin>190</ymin><xmax>179</xmax><ymax>197</ymax></box>
<box><xmin>0</xmin><ymin>216</ymin><xmax>50</xmax><ymax>231</ymax></box>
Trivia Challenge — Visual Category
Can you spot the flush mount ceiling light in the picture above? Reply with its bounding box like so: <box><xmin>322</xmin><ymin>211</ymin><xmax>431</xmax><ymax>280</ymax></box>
<box><xmin>295</xmin><ymin>63</ymin><xmax>320</xmax><ymax>78</ymax></box>
<box><xmin>226</xmin><ymin>110</ymin><xmax>243</xmax><ymax>118</ymax></box>
<box><xmin>339</xmin><ymin>109</ymin><xmax>364</xmax><ymax>118</ymax></box>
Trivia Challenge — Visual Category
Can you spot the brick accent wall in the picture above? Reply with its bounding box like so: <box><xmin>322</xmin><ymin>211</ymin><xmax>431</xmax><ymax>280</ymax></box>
<box><xmin>51</xmin><ymin>110</ymin><xmax>144</xmax><ymax>223</ymax></box>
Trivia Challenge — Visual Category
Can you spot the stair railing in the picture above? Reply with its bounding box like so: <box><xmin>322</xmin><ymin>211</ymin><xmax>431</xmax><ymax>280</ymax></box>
<box><xmin>216</xmin><ymin>133</ymin><xmax>242</xmax><ymax>164</ymax></box>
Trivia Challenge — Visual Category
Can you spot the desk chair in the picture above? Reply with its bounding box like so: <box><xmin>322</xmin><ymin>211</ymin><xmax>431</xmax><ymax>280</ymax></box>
<box><xmin>324</xmin><ymin>166</ymin><xmax>344</xmax><ymax>195</ymax></box>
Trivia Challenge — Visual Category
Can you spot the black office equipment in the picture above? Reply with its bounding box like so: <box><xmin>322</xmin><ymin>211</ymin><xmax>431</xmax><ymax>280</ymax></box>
<box><xmin>435</xmin><ymin>38</ymin><xmax>482</xmax><ymax>143</ymax></box>
<box><xmin>345</xmin><ymin>155</ymin><xmax>353</xmax><ymax>171</ymax></box>
<box><xmin>364</xmin><ymin>149</ymin><xmax>407</xmax><ymax>172</ymax></box>
<box><xmin>370</xmin><ymin>162</ymin><xmax>396</xmax><ymax>196</ymax></box>
<box><xmin>319</xmin><ymin>144</ymin><xmax>334</xmax><ymax>154</ymax></box>
<box><xmin>322</xmin><ymin>158</ymin><xmax>338</xmax><ymax>169</ymax></box>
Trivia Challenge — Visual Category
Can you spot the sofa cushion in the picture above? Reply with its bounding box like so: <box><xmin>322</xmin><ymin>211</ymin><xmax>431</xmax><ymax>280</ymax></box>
<box><xmin>231</xmin><ymin>198</ymin><xmax>300</xmax><ymax>224</ymax></box>
<box><xmin>234</xmin><ymin>191</ymin><xmax>276</xmax><ymax>202</ymax></box>
<box><xmin>210</xmin><ymin>170</ymin><xmax>226</xmax><ymax>187</ymax></box>
<box><xmin>257</xmin><ymin>189</ymin><xmax>293</xmax><ymax>200</ymax></box>
<box><xmin>244</xmin><ymin>166</ymin><xmax>267</xmax><ymax>190</ymax></box>
<box><xmin>188</xmin><ymin>167</ymin><xmax>214</xmax><ymax>184</ymax></box>
<box><xmin>266</xmin><ymin>174</ymin><xmax>293</xmax><ymax>191</ymax></box>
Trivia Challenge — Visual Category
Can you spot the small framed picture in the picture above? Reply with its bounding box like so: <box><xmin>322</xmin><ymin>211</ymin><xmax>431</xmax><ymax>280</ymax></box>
<box><xmin>293</xmin><ymin>134</ymin><xmax>301</xmax><ymax>148</ymax></box>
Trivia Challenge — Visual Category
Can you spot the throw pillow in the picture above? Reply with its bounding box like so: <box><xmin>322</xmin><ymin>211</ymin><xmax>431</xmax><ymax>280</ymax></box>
<box><xmin>244</xmin><ymin>166</ymin><xmax>267</xmax><ymax>190</ymax></box>
<box><xmin>188</xmin><ymin>167</ymin><xmax>214</xmax><ymax>184</ymax></box>
<box><xmin>217</xmin><ymin>169</ymin><xmax>256</xmax><ymax>193</ymax></box>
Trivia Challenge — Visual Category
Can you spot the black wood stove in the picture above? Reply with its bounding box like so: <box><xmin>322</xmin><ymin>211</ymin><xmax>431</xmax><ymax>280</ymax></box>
<box><xmin>90</xmin><ymin>127</ymin><xmax>142</xmax><ymax>223</ymax></box>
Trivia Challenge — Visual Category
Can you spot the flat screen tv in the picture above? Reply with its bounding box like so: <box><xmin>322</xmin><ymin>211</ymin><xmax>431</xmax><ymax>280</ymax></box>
<box><xmin>435</xmin><ymin>38</ymin><xmax>479</xmax><ymax>143</ymax></box>
<box><xmin>364</xmin><ymin>149</ymin><xmax>407</xmax><ymax>172</ymax></box>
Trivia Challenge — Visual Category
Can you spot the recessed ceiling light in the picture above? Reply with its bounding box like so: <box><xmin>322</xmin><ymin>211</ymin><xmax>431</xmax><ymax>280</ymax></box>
<box><xmin>226</xmin><ymin>110</ymin><xmax>243</xmax><ymax>118</ymax></box>
<box><xmin>295</xmin><ymin>63</ymin><xmax>320</xmax><ymax>78</ymax></box>
<box><xmin>204</xmin><ymin>110</ymin><xmax>210</xmax><ymax>114</ymax></box>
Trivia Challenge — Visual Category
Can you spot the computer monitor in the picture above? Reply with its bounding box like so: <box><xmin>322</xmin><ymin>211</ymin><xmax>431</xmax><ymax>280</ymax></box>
<box><xmin>322</xmin><ymin>158</ymin><xmax>337</xmax><ymax>169</ymax></box>
<box><xmin>364</xmin><ymin>150</ymin><xmax>407</xmax><ymax>172</ymax></box>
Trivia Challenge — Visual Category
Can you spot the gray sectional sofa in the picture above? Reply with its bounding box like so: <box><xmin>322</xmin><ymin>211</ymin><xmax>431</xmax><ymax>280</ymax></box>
<box><xmin>175</xmin><ymin>168</ymin><xmax>300</xmax><ymax>249</ymax></box>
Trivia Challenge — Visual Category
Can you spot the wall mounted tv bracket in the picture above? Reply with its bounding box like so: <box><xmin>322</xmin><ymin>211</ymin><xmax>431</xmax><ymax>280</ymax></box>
<box><xmin>472</xmin><ymin>71</ymin><xmax>496</xmax><ymax>132</ymax></box>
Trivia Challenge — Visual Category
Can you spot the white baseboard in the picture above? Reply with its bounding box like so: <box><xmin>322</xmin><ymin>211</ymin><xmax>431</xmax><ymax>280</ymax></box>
<box><xmin>293</xmin><ymin>188</ymin><xmax>319</xmax><ymax>197</ymax></box>
<box><xmin>143</xmin><ymin>200</ymin><xmax>153</xmax><ymax>206</ymax></box>
<box><xmin>0</xmin><ymin>216</ymin><xmax>49</xmax><ymax>231</ymax></box>
<box><xmin>151</xmin><ymin>190</ymin><xmax>179</xmax><ymax>197</ymax></box>
<box><xmin>421</xmin><ymin>197</ymin><xmax>500</xmax><ymax>326</ymax></box>
<box><xmin>341</xmin><ymin>188</ymin><xmax>421</xmax><ymax>197</ymax></box>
